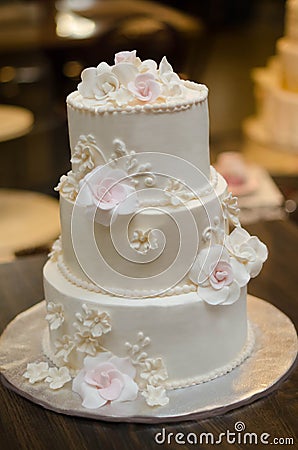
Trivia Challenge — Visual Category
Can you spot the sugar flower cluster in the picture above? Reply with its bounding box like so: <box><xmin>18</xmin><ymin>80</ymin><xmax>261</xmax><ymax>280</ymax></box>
<box><xmin>190</xmin><ymin>227</ymin><xmax>268</xmax><ymax>305</ymax></box>
<box><xmin>77</xmin><ymin>50</ymin><xmax>203</xmax><ymax>106</ymax></box>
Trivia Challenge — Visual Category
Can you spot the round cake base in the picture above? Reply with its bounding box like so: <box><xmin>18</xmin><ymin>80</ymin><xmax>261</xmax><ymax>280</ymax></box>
<box><xmin>0</xmin><ymin>296</ymin><xmax>297</xmax><ymax>423</ymax></box>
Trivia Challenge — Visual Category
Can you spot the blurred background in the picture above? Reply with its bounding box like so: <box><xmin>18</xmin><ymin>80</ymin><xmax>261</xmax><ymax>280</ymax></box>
<box><xmin>0</xmin><ymin>0</ymin><xmax>297</xmax><ymax>259</ymax></box>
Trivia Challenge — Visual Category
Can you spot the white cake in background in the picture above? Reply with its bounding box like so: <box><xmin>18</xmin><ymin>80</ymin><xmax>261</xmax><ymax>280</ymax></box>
<box><xmin>23</xmin><ymin>51</ymin><xmax>268</xmax><ymax>410</ymax></box>
<box><xmin>244</xmin><ymin>0</ymin><xmax>298</xmax><ymax>153</ymax></box>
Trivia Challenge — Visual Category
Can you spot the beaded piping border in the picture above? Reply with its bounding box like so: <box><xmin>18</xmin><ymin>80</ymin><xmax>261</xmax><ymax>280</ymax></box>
<box><xmin>56</xmin><ymin>255</ymin><xmax>197</xmax><ymax>298</ymax></box>
<box><xmin>42</xmin><ymin>322</ymin><xmax>254</xmax><ymax>391</ymax></box>
<box><xmin>66</xmin><ymin>84</ymin><xmax>208</xmax><ymax>115</ymax></box>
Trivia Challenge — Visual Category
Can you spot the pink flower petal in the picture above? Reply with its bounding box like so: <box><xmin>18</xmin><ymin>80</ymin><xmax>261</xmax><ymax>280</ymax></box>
<box><xmin>128</xmin><ymin>73</ymin><xmax>161</xmax><ymax>102</ymax></box>
<box><xmin>114</xmin><ymin>50</ymin><xmax>137</xmax><ymax>64</ymax></box>
<box><xmin>99</xmin><ymin>377</ymin><xmax>124</xmax><ymax>401</ymax></box>
<box><xmin>84</xmin><ymin>363</ymin><xmax>115</xmax><ymax>387</ymax></box>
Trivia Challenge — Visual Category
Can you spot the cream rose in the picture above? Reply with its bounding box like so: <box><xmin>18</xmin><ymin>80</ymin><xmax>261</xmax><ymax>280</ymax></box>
<box><xmin>225</xmin><ymin>227</ymin><xmax>268</xmax><ymax>277</ymax></box>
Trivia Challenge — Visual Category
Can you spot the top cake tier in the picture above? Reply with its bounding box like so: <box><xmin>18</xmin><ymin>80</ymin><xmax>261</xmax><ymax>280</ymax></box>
<box><xmin>66</xmin><ymin>51</ymin><xmax>210</xmax><ymax>190</ymax></box>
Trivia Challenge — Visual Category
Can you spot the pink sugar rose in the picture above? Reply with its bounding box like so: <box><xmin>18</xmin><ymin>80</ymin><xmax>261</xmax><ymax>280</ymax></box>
<box><xmin>209</xmin><ymin>260</ymin><xmax>233</xmax><ymax>290</ymax></box>
<box><xmin>78</xmin><ymin>166</ymin><xmax>139</xmax><ymax>226</ymax></box>
<box><xmin>72</xmin><ymin>353</ymin><xmax>138</xmax><ymax>409</ymax></box>
<box><xmin>189</xmin><ymin>245</ymin><xmax>249</xmax><ymax>305</ymax></box>
<box><xmin>114</xmin><ymin>50</ymin><xmax>139</xmax><ymax>65</ymax></box>
<box><xmin>128</xmin><ymin>73</ymin><xmax>161</xmax><ymax>102</ymax></box>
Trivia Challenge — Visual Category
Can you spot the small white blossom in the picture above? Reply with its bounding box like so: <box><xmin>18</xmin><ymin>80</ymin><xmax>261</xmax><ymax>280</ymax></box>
<box><xmin>46</xmin><ymin>302</ymin><xmax>64</xmax><ymax>330</ymax></box>
<box><xmin>74</xmin><ymin>324</ymin><xmax>103</xmax><ymax>356</ymax></box>
<box><xmin>142</xmin><ymin>385</ymin><xmax>169</xmax><ymax>407</ymax></box>
<box><xmin>75</xmin><ymin>304</ymin><xmax>111</xmax><ymax>338</ymax></box>
<box><xmin>23</xmin><ymin>362</ymin><xmax>49</xmax><ymax>384</ymax></box>
<box><xmin>54</xmin><ymin>171</ymin><xmax>79</xmax><ymax>201</ymax></box>
<box><xmin>130</xmin><ymin>229</ymin><xmax>158</xmax><ymax>254</ymax></box>
<box><xmin>140</xmin><ymin>358</ymin><xmax>168</xmax><ymax>387</ymax></box>
<box><xmin>221</xmin><ymin>192</ymin><xmax>240</xmax><ymax>227</ymax></box>
<box><xmin>71</xmin><ymin>145</ymin><xmax>94</xmax><ymax>172</ymax></box>
<box><xmin>45</xmin><ymin>367</ymin><xmax>71</xmax><ymax>390</ymax></box>
<box><xmin>54</xmin><ymin>335</ymin><xmax>75</xmax><ymax>363</ymax></box>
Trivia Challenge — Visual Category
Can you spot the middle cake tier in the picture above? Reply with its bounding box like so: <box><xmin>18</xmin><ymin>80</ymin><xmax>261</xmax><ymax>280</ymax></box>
<box><xmin>59</xmin><ymin>171</ymin><xmax>228</xmax><ymax>297</ymax></box>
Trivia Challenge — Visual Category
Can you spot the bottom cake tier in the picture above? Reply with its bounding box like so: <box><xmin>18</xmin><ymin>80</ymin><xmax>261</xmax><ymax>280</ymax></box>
<box><xmin>43</xmin><ymin>260</ymin><xmax>254</xmax><ymax>391</ymax></box>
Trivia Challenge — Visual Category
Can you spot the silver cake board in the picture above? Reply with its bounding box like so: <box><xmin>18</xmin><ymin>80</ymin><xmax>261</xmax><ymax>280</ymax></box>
<box><xmin>0</xmin><ymin>295</ymin><xmax>297</xmax><ymax>423</ymax></box>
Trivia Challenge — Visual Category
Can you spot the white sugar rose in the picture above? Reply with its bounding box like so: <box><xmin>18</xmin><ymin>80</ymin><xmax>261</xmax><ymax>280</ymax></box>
<box><xmin>225</xmin><ymin>227</ymin><xmax>268</xmax><ymax>277</ymax></box>
<box><xmin>139</xmin><ymin>59</ymin><xmax>158</xmax><ymax>75</ymax></box>
<box><xmin>78</xmin><ymin>165</ymin><xmax>139</xmax><ymax>226</ymax></box>
<box><xmin>189</xmin><ymin>245</ymin><xmax>249</xmax><ymax>305</ymax></box>
<box><xmin>78</xmin><ymin>63</ymin><xmax>119</xmax><ymax>101</ymax></box>
<box><xmin>72</xmin><ymin>353</ymin><xmax>138</xmax><ymax>409</ymax></box>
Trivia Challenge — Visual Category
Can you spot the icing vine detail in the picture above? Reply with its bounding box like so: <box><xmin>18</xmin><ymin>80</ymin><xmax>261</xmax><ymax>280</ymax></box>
<box><xmin>125</xmin><ymin>332</ymin><xmax>169</xmax><ymax>406</ymax></box>
<box><xmin>109</xmin><ymin>138</ymin><xmax>157</xmax><ymax>188</ymax></box>
<box><xmin>202</xmin><ymin>216</ymin><xmax>224</xmax><ymax>244</ymax></box>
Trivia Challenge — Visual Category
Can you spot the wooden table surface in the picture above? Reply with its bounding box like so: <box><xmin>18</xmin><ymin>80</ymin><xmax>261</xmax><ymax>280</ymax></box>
<box><xmin>0</xmin><ymin>220</ymin><xmax>297</xmax><ymax>450</ymax></box>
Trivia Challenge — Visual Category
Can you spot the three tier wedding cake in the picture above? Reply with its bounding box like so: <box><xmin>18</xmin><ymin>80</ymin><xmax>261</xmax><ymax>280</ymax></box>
<box><xmin>23</xmin><ymin>51</ymin><xmax>268</xmax><ymax>410</ymax></box>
